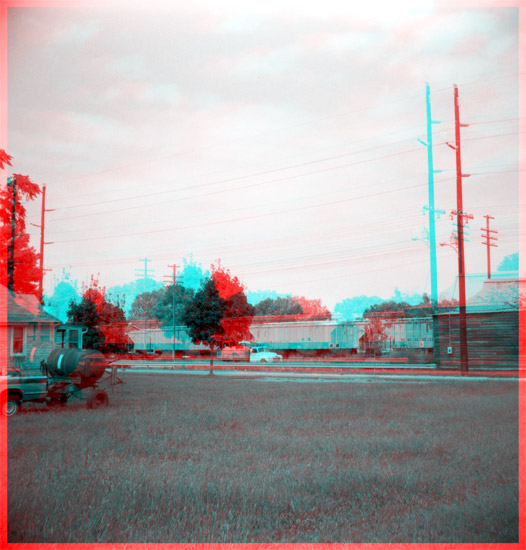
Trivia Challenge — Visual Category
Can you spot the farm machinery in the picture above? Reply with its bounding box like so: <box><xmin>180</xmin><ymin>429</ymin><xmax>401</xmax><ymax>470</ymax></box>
<box><xmin>2</xmin><ymin>347</ymin><xmax>114</xmax><ymax>416</ymax></box>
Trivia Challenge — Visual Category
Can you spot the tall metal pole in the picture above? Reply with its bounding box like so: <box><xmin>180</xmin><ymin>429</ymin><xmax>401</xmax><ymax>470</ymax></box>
<box><xmin>453</xmin><ymin>84</ymin><xmax>469</xmax><ymax>373</ymax></box>
<box><xmin>424</xmin><ymin>83</ymin><xmax>442</xmax><ymax>367</ymax></box>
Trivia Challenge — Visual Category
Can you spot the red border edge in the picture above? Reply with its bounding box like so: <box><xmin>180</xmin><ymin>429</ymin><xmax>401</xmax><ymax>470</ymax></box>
<box><xmin>0</xmin><ymin>1</ymin><xmax>523</xmax><ymax>550</ymax></box>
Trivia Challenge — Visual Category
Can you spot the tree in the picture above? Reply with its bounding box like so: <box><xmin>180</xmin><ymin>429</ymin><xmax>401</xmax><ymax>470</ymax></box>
<box><xmin>363</xmin><ymin>300</ymin><xmax>411</xmax><ymax>318</ymax></box>
<box><xmin>0</xmin><ymin>168</ymin><xmax>41</xmax><ymax>295</ymax></box>
<box><xmin>129</xmin><ymin>284</ymin><xmax>194</xmax><ymax>326</ymax></box>
<box><xmin>363</xmin><ymin>294</ymin><xmax>434</xmax><ymax>319</ymax></box>
<box><xmin>67</xmin><ymin>278</ymin><xmax>126</xmax><ymax>350</ymax></box>
<box><xmin>45</xmin><ymin>281</ymin><xmax>81</xmax><ymax>322</ymax></box>
<box><xmin>292</xmin><ymin>296</ymin><xmax>331</xmax><ymax>320</ymax></box>
<box><xmin>0</xmin><ymin>149</ymin><xmax>13</xmax><ymax>169</ymax></box>
<box><xmin>211</xmin><ymin>262</ymin><xmax>254</xmax><ymax>342</ymax></box>
<box><xmin>107</xmin><ymin>277</ymin><xmax>164</xmax><ymax>318</ymax></box>
<box><xmin>497</xmin><ymin>252</ymin><xmax>519</xmax><ymax>273</ymax></box>
<box><xmin>333</xmin><ymin>295</ymin><xmax>382</xmax><ymax>321</ymax></box>
<box><xmin>152</xmin><ymin>284</ymin><xmax>195</xmax><ymax>326</ymax></box>
<box><xmin>254</xmin><ymin>296</ymin><xmax>303</xmax><ymax>317</ymax></box>
<box><xmin>183</xmin><ymin>278</ymin><xmax>227</xmax><ymax>372</ymax></box>
<box><xmin>361</xmin><ymin>315</ymin><xmax>391</xmax><ymax>356</ymax></box>
<box><xmin>129</xmin><ymin>287</ymin><xmax>165</xmax><ymax>321</ymax></box>
<box><xmin>43</xmin><ymin>268</ymin><xmax>81</xmax><ymax>322</ymax></box>
<box><xmin>179</xmin><ymin>254</ymin><xmax>209</xmax><ymax>291</ymax></box>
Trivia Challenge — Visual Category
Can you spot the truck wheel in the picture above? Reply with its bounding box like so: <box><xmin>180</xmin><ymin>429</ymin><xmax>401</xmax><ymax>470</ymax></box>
<box><xmin>3</xmin><ymin>397</ymin><xmax>20</xmax><ymax>417</ymax></box>
<box><xmin>87</xmin><ymin>389</ymin><xmax>109</xmax><ymax>409</ymax></box>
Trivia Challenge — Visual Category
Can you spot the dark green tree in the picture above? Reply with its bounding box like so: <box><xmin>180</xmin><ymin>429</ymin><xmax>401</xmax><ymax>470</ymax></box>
<box><xmin>153</xmin><ymin>284</ymin><xmax>195</xmax><ymax>326</ymax></box>
<box><xmin>182</xmin><ymin>278</ymin><xmax>227</xmax><ymax>373</ymax></box>
<box><xmin>363</xmin><ymin>294</ymin><xmax>433</xmax><ymax>319</ymax></box>
<box><xmin>67</xmin><ymin>280</ymin><xmax>126</xmax><ymax>350</ymax></box>
<box><xmin>129</xmin><ymin>284</ymin><xmax>194</xmax><ymax>326</ymax></box>
<box><xmin>129</xmin><ymin>287</ymin><xmax>165</xmax><ymax>321</ymax></box>
<box><xmin>254</xmin><ymin>296</ymin><xmax>303</xmax><ymax>317</ymax></box>
<box><xmin>183</xmin><ymin>278</ymin><xmax>227</xmax><ymax>348</ymax></box>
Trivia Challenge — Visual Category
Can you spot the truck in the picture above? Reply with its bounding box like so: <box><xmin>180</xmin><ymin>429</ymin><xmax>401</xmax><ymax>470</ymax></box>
<box><xmin>220</xmin><ymin>341</ymin><xmax>251</xmax><ymax>361</ymax></box>
<box><xmin>249</xmin><ymin>347</ymin><xmax>283</xmax><ymax>363</ymax></box>
<box><xmin>1</xmin><ymin>347</ymin><xmax>112</xmax><ymax>417</ymax></box>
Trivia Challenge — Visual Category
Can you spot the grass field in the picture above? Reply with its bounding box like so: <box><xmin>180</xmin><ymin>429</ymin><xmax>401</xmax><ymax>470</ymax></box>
<box><xmin>7</xmin><ymin>372</ymin><xmax>519</xmax><ymax>543</ymax></box>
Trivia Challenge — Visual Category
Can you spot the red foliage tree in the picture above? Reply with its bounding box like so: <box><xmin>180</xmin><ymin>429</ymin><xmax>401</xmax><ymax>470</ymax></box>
<box><xmin>0</xmin><ymin>167</ymin><xmax>42</xmax><ymax>295</ymax></box>
<box><xmin>67</xmin><ymin>276</ymin><xmax>126</xmax><ymax>350</ymax></box>
<box><xmin>292</xmin><ymin>296</ymin><xmax>331</xmax><ymax>320</ymax></box>
<box><xmin>211</xmin><ymin>261</ymin><xmax>254</xmax><ymax>343</ymax></box>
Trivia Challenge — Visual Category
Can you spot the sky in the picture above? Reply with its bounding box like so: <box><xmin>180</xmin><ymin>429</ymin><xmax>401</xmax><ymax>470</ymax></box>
<box><xmin>4</xmin><ymin>1</ymin><xmax>521</xmax><ymax>310</ymax></box>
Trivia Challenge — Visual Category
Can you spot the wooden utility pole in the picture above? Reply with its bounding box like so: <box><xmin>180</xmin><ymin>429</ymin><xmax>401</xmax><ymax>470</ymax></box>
<box><xmin>481</xmin><ymin>215</ymin><xmax>498</xmax><ymax>279</ymax></box>
<box><xmin>31</xmin><ymin>185</ymin><xmax>54</xmax><ymax>302</ymax></box>
<box><xmin>450</xmin><ymin>84</ymin><xmax>471</xmax><ymax>372</ymax></box>
<box><xmin>135</xmin><ymin>258</ymin><xmax>154</xmax><ymax>351</ymax></box>
<box><xmin>39</xmin><ymin>186</ymin><xmax>46</xmax><ymax>300</ymax></box>
<box><xmin>7</xmin><ymin>176</ymin><xmax>16</xmax><ymax>291</ymax></box>
<box><xmin>164</xmin><ymin>263</ymin><xmax>179</xmax><ymax>361</ymax></box>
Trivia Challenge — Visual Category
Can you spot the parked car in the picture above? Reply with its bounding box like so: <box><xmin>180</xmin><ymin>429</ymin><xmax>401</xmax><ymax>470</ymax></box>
<box><xmin>249</xmin><ymin>347</ymin><xmax>282</xmax><ymax>363</ymax></box>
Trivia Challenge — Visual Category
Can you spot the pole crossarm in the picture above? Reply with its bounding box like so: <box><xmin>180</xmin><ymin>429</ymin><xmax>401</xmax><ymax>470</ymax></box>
<box><xmin>422</xmin><ymin>205</ymin><xmax>445</xmax><ymax>219</ymax></box>
<box><xmin>481</xmin><ymin>215</ymin><xmax>498</xmax><ymax>279</ymax></box>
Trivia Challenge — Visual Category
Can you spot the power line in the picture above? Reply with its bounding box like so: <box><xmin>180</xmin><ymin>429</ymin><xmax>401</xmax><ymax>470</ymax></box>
<box><xmin>51</xmin><ymin>132</ymin><xmax>437</xmax><ymax>212</ymax></box>
<box><xmin>42</xmin><ymin>85</ymin><xmax>436</xmax><ymax>189</ymax></box>
<box><xmin>46</xmin><ymin>128</ymin><xmax>522</xmax><ymax>225</ymax></box>
<box><xmin>47</xmin><ymin>161</ymin><xmax>520</xmax><ymax>243</ymax></box>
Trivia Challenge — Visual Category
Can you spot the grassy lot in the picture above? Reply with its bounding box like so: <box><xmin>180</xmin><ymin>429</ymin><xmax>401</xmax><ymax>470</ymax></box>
<box><xmin>7</xmin><ymin>373</ymin><xmax>518</xmax><ymax>543</ymax></box>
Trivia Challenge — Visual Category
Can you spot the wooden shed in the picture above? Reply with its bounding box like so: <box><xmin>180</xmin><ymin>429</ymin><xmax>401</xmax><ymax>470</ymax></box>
<box><xmin>434</xmin><ymin>278</ymin><xmax>522</xmax><ymax>369</ymax></box>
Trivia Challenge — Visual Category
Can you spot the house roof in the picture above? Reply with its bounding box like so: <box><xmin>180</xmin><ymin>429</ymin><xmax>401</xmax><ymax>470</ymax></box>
<box><xmin>465</xmin><ymin>278</ymin><xmax>522</xmax><ymax>312</ymax></box>
<box><xmin>2</xmin><ymin>285</ymin><xmax>60</xmax><ymax>325</ymax></box>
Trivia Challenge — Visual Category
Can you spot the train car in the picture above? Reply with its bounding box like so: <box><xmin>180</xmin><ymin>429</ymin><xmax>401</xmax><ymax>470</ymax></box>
<box><xmin>127</xmin><ymin>325</ymin><xmax>210</xmax><ymax>356</ymax></box>
<box><xmin>121</xmin><ymin>316</ymin><xmax>435</xmax><ymax>360</ymax></box>
<box><xmin>249</xmin><ymin>320</ymin><xmax>341</xmax><ymax>358</ymax></box>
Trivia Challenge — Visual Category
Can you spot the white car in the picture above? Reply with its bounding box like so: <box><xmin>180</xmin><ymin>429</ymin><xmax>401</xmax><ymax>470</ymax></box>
<box><xmin>249</xmin><ymin>347</ymin><xmax>282</xmax><ymax>363</ymax></box>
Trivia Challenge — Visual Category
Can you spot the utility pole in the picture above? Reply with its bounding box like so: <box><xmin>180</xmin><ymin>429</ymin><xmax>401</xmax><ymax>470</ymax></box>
<box><xmin>7</xmin><ymin>176</ymin><xmax>16</xmax><ymax>291</ymax></box>
<box><xmin>30</xmin><ymin>185</ymin><xmax>55</xmax><ymax>303</ymax></box>
<box><xmin>447</xmin><ymin>84</ymin><xmax>471</xmax><ymax>372</ymax></box>
<box><xmin>481</xmin><ymin>215</ymin><xmax>498</xmax><ymax>280</ymax></box>
<box><xmin>135</xmin><ymin>258</ymin><xmax>155</xmax><ymax>351</ymax></box>
<box><xmin>418</xmin><ymin>83</ymin><xmax>445</xmax><ymax>367</ymax></box>
<box><xmin>164</xmin><ymin>263</ymin><xmax>179</xmax><ymax>361</ymax></box>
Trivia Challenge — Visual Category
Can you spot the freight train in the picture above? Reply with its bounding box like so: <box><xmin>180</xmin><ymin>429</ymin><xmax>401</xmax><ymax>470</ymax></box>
<box><xmin>122</xmin><ymin>316</ymin><xmax>434</xmax><ymax>360</ymax></box>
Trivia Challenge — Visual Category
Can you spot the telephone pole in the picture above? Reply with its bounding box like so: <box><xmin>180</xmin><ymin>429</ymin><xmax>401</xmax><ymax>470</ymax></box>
<box><xmin>135</xmin><ymin>258</ymin><xmax>155</xmax><ymax>351</ymax></box>
<box><xmin>481</xmin><ymin>215</ymin><xmax>498</xmax><ymax>279</ymax></box>
<box><xmin>30</xmin><ymin>185</ymin><xmax>55</xmax><ymax>302</ymax></box>
<box><xmin>447</xmin><ymin>84</ymin><xmax>471</xmax><ymax>372</ymax></box>
<box><xmin>7</xmin><ymin>176</ymin><xmax>16</xmax><ymax>291</ymax></box>
<box><xmin>418</xmin><ymin>83</ymin><xmax>444</xmax><ymax>367</ymax></box>
<box><xmin>164</xmin><ymin>263</ymin><xmax>179</xmax><ymax>361</ymax></box>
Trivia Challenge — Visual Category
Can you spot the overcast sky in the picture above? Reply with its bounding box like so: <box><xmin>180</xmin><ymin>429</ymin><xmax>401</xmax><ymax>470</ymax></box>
<box><xmin>5</xmin><ymin>1</ymin><xmax>520</xmax><ymax>309</ymax></box>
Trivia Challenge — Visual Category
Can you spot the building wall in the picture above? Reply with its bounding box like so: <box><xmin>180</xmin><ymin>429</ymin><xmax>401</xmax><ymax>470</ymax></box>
<box><xmin>6</xmin><ymin>322</ymin><xmax>57</xmax><ymax>372</ymax></box>
<box><xmin>435</xmin><ymin>310</ymin><xmax>519</xmax><ymax>369</ymax></box>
